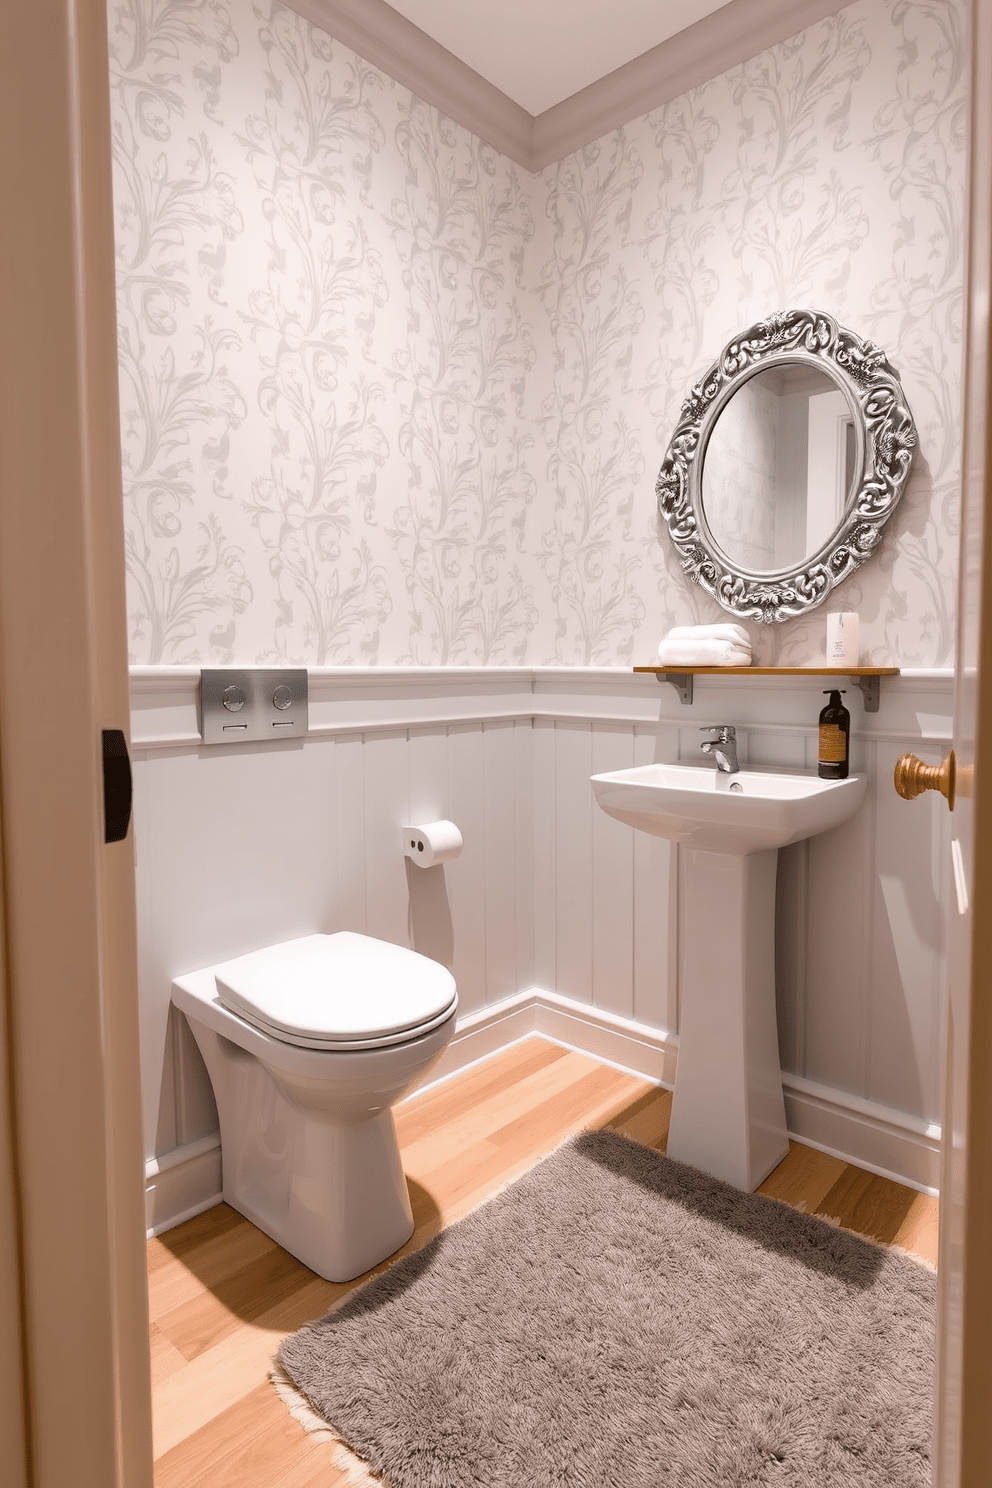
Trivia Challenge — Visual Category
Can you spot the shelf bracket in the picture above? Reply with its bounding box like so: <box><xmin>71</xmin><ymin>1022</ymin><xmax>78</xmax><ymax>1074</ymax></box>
<box><xmin>659</xmin><ymin>671</ymin><xmax>694</xmax><ymax>705</ymax></box>
<box><xmin>851</xmin><ymin>675</ymin><xmax>881</xmax><ymax>713</ymax></box>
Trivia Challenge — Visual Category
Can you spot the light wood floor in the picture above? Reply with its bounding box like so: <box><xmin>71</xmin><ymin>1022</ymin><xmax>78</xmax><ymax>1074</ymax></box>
<box><xmin>148</xmin><ymin>1036</ymin><xmax>939</xmax><ymax>1487</ymax></box>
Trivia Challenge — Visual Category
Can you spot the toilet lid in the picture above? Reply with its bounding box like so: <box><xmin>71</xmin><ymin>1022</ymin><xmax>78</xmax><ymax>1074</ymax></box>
<box><xmin>214</xmin><ymin>932</ymin><xmax>457</xmax><ymax>1050</ymax></box>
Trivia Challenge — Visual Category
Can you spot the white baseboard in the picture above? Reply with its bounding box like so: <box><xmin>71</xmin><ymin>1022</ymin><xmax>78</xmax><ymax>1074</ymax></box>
<box><xmin>145</xmin><ymin>1133</ymin><xmax>221</xmax><ymax>1237</ymax></box>
<box><xmin>145</xmin><ymin>989</ymin><xmax>940</xmax><ymax>1233</ymax></box>
<box><xmin>532</xmin><ymin>991</ymin><xmax>679</xmax><ymax>1087</ymax></box>
<box><xmin>781</xmin><ymin>1073</ymin><xmax>941</xmax><ymax>1196</ymax></box>
<box><xmin>417</xmin><ymin>990</ymin><xmax>540</xmax><ymax>1089</ymax></box>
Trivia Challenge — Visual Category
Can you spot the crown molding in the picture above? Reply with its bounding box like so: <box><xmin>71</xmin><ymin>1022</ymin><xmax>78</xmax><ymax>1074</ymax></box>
<box><xmin>530</xmin><ymin>0</ymin><xmax>853</xmax><ymax>170</ymax></box>
<box><xmin>287</xmin><ymin>0</ymin><xmax>853</xmax><ymax>172</ymax></box>
<box><xmin>285</xmin><ymin>0</ymin><xmax>534</xmax><ymax>166</ymax></box>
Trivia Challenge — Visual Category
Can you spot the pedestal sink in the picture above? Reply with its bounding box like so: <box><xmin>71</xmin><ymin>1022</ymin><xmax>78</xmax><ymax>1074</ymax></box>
<box><xmin>591</xmin><ymin>762</ymin><xmax>867</xmax><ymax>1190</ymax></box>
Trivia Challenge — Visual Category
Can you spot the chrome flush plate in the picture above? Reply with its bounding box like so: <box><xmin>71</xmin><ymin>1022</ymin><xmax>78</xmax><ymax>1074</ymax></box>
<box><xmin>200</xmin><ymin>668</ymin><xmax>308</xmax><ymax>745</ymax></box>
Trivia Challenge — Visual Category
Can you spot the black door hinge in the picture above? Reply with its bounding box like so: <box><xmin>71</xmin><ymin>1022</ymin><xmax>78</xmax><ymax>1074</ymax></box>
<box><xmin>102</xmin><ymin>729</ymin><xmax>132</xmax><ymax>843</ymax></box>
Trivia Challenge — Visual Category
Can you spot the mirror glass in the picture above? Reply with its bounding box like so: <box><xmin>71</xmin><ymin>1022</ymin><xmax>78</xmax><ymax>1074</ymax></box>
<box><xmin>700</xmin><ymin>364</ymin><xmax>857</xmax><ymax>575</ymax></box>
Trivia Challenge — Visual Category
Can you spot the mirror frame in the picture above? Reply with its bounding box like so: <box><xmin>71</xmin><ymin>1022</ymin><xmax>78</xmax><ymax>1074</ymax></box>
<box><xmin>656</xmin><ymin>308</ymin><xmax>918</xmax><ymax>622</ymax></box>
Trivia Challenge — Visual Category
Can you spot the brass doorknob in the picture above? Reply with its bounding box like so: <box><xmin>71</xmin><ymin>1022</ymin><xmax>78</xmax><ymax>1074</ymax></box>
<box><xmin>894</xmin><ymin>749</ymin><xmax>956</xmax><ymax>810</ymax></box>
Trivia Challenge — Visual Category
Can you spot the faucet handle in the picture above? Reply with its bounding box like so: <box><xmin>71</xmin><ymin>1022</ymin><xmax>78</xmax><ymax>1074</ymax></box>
<box><xmin>700</xmin><ymin>724</ymin><xmax>736</xmax><ymax>740</ymax></box>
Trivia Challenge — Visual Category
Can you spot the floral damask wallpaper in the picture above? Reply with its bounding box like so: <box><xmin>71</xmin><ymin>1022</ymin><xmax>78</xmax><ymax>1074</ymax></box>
<box><xmin>108</xmin><ymin>0</ymin><xmax>966</xmax><ymax>667</ymax></box>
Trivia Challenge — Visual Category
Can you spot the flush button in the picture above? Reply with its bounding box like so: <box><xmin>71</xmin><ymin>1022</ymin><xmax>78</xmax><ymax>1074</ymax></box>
<box><xmin>201</xmin><ymin>668</ymin><xmax>308</xmax><ymax>745</ymax></box>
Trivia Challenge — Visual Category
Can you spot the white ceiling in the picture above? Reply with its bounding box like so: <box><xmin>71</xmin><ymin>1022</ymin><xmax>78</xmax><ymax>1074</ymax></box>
<box><xmin>382</xmin><ymin>0</ymin><xmax>733</xmax><ymax>115</ymax></box>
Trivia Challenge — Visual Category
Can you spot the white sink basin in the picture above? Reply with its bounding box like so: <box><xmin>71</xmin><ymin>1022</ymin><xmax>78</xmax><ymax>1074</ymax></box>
<box><xmin>591</xmin><ymin>761</ymin><xmax>867</xmax><ymax>855</ymax></box>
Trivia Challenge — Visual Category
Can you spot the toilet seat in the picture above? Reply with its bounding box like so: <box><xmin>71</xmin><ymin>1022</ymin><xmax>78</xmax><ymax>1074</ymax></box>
<box><xmin>213</xmin><ymin>931</ymin><xmax>458</xmax><ymax>1051</ymax></box>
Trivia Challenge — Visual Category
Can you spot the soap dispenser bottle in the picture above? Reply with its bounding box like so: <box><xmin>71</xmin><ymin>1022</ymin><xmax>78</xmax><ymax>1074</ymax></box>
<box><xmin>818</xmin><ymin>690</ymin><xmax>850</xmax><ymax>779</ymax></box>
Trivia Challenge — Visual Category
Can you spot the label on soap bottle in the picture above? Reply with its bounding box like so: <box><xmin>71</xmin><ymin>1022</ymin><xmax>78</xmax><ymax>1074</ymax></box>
<box><xmin>819</xmin><ymin>724</ymin><xmax>847</xmax><ymax>763</ymax></box>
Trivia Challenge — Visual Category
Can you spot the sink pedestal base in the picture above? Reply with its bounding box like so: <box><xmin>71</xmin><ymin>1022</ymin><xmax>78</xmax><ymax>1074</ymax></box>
<box><xmin>667</xmin><ymin>846</ymin><xmax>790</xmax><ymax>1191</ymax></box>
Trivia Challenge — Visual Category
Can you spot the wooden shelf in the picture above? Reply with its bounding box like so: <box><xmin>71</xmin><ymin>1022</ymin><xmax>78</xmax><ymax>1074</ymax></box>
<box><xmin>633</xmin><ymin>666</ymin><xmax>899</xmax><ymax>676</ymax></box>
<box><xmin>634</xmin><ymin>665</ymin><xmax>899</xmax><ymax>711</ymax></box>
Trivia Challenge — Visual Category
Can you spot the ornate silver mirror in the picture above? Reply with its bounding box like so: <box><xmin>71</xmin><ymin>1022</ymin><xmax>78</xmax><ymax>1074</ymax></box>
<box><xmin>656</xmin><ymin>309</ymin><xmax>917</xmax><ymax>622</ymax></box>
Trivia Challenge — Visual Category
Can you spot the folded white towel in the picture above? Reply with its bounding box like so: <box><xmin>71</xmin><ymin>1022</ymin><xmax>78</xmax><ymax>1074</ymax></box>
<box><xmin>656</xmin><ymin>637</ymin><xmax>752</xmax><ymax>667</ymax></box>
<box><xmin>666</xmin><ymin>623</ymin><xmax>751</xmax><ymax>647</ymax></box>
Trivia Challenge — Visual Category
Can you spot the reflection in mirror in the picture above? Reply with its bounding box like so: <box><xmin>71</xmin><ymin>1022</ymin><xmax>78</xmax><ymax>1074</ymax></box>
<box><xmin>701</xmin><ymin>365</ymin><xmax>857</xmax><ymax>575</ymax></box>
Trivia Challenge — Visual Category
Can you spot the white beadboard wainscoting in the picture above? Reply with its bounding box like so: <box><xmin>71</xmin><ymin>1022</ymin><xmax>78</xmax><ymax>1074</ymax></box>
<box><xmin>131</xmin><ymin>666</ymin><xmax>952</xmax><ymax>1233</ymax></box>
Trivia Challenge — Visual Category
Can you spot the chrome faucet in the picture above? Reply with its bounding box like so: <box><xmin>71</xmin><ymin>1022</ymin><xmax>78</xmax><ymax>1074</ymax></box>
<box><xmin>700</xmin><ymin>725</ymin><xmax>739</xmax><ymax>775</ymax></box>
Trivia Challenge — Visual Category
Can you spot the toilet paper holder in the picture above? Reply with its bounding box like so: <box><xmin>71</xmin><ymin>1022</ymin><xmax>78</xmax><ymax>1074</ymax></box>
<box><xmin>402</xmin><ymin>820</ymin><xmax>463</xmax><ymax>868</ymax></box>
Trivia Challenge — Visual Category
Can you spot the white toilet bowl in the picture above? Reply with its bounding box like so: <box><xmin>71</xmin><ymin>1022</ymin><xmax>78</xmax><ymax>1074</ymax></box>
<box><xmin>172</xmin><ymin>932</ymin><xmax>457</xmax><ymax>1282</ymax></box>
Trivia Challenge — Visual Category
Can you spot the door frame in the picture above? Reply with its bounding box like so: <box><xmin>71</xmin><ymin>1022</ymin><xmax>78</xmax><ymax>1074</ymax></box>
<box><xmin>0</xmin><ymin>0</ymin><xmax>152</xmax><ymax>1483</ymax></box>
<box><xmin>933</xmin><ymin>0</ymin><xmax>992</xmax><ymax>1476</ymax></box>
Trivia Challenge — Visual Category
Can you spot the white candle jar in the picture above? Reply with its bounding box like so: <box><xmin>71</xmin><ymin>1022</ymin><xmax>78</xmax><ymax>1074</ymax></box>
<box><xmin>826</xmin><ymin>611</ymin><xmax>859</xmax><ymax>667</ymax></box>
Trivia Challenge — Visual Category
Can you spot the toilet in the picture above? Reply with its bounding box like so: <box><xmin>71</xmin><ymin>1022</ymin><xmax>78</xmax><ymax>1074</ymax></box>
<box><xmin>171</xmin><ymin>931</ymin><xmax>457</xmax><ymax>1282</ymax></box>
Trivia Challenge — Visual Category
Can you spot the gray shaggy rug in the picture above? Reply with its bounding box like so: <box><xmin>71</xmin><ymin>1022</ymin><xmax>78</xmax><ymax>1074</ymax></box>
<box><xmin>275</xmin><ymin>1130</ymin><xmax>935</xmax><ymax>1487</ymax></box>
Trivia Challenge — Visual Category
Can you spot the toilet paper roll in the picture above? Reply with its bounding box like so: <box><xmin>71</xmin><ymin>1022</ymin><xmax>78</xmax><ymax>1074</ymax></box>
<box><xmin>826</xmin><ymin>611</ymin><xmax>859</xmax><ymax>667</ymax></box>
<box><xmin>402</xmin><ymin>820</ymin><xmax>463</xmax><ymax>868</ymax></box>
